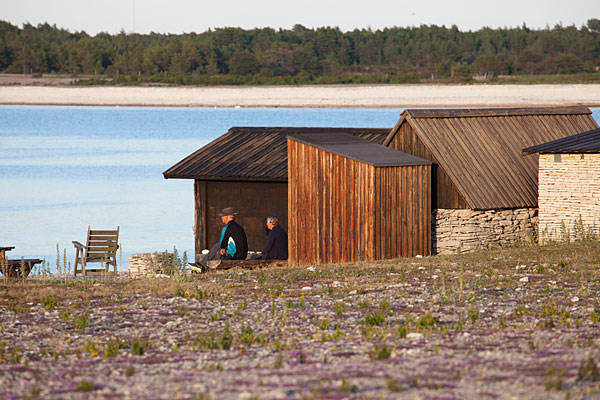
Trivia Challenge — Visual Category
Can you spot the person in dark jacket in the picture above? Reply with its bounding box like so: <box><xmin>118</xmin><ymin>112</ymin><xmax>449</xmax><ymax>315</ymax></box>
<box><xmin>261</xmin><ymin>215</ymin><xmax>288</xmax><ymax>260</ymax></box>
<box><xmin>191</xmin><ymin>207</ymin><xmax>248</xmax><ymax>272</ymax></box>
<box><xmin>218</xmin><ymin>207</ymin><xmax>248</xmax><ymax>260</ymax></box>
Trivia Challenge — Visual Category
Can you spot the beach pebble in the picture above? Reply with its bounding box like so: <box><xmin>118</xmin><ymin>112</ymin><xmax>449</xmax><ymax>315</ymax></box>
<box><xmin>406</xmin><ymin>332</ymin><xmax>424</xmax><ymax>340</ymax></box>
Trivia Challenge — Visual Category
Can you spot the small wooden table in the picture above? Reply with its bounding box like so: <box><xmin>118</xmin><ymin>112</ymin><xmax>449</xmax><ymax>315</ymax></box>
<box><xmin>1</xmin><ymin>246</ymin><xmax>43</xmax><ymax>278</ymax></box>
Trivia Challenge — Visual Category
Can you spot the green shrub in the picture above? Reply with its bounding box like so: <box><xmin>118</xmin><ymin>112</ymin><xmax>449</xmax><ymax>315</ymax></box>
<box><xmin>365</xmin><ymin>312</ymin><xmax>386</xmax><ymax>326</ymax></box>
<box><xmin>41</xmin><ymin>296</ymin><xmax>57</xmax><ymax>310</ymax></box>
<box><xmin>131</xmin><ymin>338</ymin><xmax>150</xmax><ymax>356</ymax></box>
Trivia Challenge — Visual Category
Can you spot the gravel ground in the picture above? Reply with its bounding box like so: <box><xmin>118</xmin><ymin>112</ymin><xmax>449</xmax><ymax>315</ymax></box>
<box><xmin>1</xmin><ymin>242</ymin><xmax>599</xmax><ymax>399</ymax></box>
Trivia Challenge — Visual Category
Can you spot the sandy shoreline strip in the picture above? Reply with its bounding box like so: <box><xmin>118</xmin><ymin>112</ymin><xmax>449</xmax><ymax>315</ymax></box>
<box><xmin>1</xmin><ymin>84</ymin><xmax>600</xmax><ymax>107</ymax></box>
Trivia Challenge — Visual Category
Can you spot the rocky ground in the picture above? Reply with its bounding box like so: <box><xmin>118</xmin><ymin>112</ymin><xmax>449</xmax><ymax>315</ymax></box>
<box><xmin>1</xmin><ymin>241</ymin><xmax>600</xmax><ymax>399</ymax></box>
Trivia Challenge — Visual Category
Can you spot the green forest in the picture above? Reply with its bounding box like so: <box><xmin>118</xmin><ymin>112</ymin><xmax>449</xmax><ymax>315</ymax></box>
<box><xmin>1</xmin><ymin>19</ymin><xmax>600</xmax><ymax>85</ymax></box>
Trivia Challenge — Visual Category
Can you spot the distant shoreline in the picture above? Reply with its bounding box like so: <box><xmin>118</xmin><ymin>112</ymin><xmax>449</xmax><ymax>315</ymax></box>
<box><xmin>1</xmin><ymin>83</ymin><xmax>600</xmax><ymax>108</ymax></box>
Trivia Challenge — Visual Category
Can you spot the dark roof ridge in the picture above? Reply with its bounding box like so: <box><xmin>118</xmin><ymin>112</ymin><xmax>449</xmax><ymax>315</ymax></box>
<box><xmin>523</xmin><ymin>127</ymin><xmax>600</xmax><ymax>154</ymax></box>
<box><xmin>402</xmin><ymin>106</ymin><xmax>591</xmax><ymax>119</ymax></box>
<box><xmin>228</xmin><ymin>126</ymin><xmax>391</xmax><ymax>133</ymax></box>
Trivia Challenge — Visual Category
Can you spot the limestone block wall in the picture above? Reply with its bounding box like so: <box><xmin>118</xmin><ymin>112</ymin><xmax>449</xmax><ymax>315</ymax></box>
<box><xmin>538</xmin><ymin>153</ymin><xmax>600</xmax><ymax>242</ymax></box>
<box><xmin>433</xmin><ymin>208</ymin><xmax>538</xmax><ymax>255</ymax></box>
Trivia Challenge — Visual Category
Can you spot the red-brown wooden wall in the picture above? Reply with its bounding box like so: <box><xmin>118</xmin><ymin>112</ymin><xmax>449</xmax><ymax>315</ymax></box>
<box><xmin>288</xmin><ymin>139</ymin><xmax>431</xmax><ymax>266</ymax></box>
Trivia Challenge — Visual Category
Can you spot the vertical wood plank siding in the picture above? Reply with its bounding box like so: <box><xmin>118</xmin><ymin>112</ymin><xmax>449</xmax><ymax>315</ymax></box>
<box><xmin>288</xmin><ymin>139</ymin><xmax>431</xmax><ymax>266</ymax></box>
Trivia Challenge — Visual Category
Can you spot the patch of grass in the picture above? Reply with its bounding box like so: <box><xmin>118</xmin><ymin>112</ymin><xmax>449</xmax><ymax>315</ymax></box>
<box><xmin>73</xmin><ymin>311</ymin><xmax>90</xmax><ymax>330</ymax></box>
<box><xmin>176</xmin><ymin>306</ymin><xmax>189</xmax><ymax>316</ymax></box>
<box><xmin>82</xmin><ymin>340</ymin><xmax>98</xmax><ymax>357</ymax></box>
<box><xmin>273</xmin><ymin>353</ymin><xmax>284</xmax><ymax>368</ymax></box>
<box><xmin>365</xmin><ymin>311</ymin><xmax>386</xmax><ymax>326</ymax></box>
<box><xmin>105</xmin><ymin>337</ymin><xmax>127</xmax><ymax>358</ymax></box>
<box><xmin>131</xmin><ymin>337</ymin><xmax>151</xmax><ymax>356</ymax></box>
<box><xmin>369</xmin><ymin>343</ymin><xmax>391</xmax><ymax>360</ymax></box>
<box><xmin>544</xmin><ymin>366</ymin><xmax>565</xmax><ymax>391</ymax></box>
<box><xmin>335</xmin><ymin>302</ymin><xmax>344</xmax><ymax>317</ymax></box>
<box><xmin>315</xmin><ymin>316</ymin><xmax>330</xmax><ymax>330</ymax></box>
<box><xmin>60</xmin><ymin>308</ymin><xmax>71</xmax><ymax>323</ymax></box>
<box><xmin>239</xmin><ymin>325</ymin><xmax>255</xmax><ymax>346</ymax></box>
<box><xmin>76</xmin><ymin>380</ymin><xmax>95</xmax><ymax>392</ymax></box>
<box><xmin>578</xmin><ymin>357</ymin><xmax>599</xmax><ymax>382</ymax></box>
<box><xmin>468</xmin><ymin>306</ymin><xmax>480</xmax><ymax>324</ymax></box>
<box><xmin>357</xmin><ymin>299</ymin><xmax>371</xmax><ymax>308</ymax></box>
<box><xmin>220</xmin><ymin>326</ymin><xmax>233</xmax><ymax>350</ymax></box>
<box><xmin>206</xmin><ymin>363</ymin><xmax>223</xmax><ymax>371</ymax></box>
<box><xmin>41</xmin><ymin>296</ymin><xmax>57</xmax><ymax>310</ymax></box>
<box><xmin>340</xmin><ymin>378</ymin><xmax>358</xmax><ymax>393</ymax></box>
<box><xmin>387</xmin><ymin>379</ymin><xmax>404</xmax><ymax>392</ymax></box>
<box><xmin>416</xmin><ymin>312</ymin><xmax>437</xmax><ymax>328</ymax></box>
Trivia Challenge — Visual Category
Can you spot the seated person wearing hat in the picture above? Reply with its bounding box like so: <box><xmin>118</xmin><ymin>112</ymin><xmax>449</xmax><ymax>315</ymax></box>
<box><xmin>217</xmin><ymin>206</ymin><xmax>248</xmax><ymax>260</ymax></box>
<box><xmin>192</xmin><ymin>206</ymin><xmax>248</xmax><ymax>271</ymax></box>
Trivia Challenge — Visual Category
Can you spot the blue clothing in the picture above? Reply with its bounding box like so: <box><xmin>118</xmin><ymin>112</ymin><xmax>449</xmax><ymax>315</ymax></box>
<box><xmin>219</xmin><ymin>224</ymin><xmax>236</xmax><ymax>257</ymax></box>
<box><xmin>219</xmin><ymin>220</ymin><xmax>248</xmax><ymax>260</ymax></box>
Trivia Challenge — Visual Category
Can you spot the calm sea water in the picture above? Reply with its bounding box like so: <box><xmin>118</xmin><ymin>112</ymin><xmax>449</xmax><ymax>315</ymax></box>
<box><xmin>2</xmin><ymin>105</ymin><xmax>599</xmax><ymax>272</ymax></box>
<box><xmin>1</xmin><ymin>105</ymin><xmax>423</xmax><ymax>271</ymax></box>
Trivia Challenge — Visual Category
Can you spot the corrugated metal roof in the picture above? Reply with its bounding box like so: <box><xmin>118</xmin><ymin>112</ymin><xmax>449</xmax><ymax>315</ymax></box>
<box><xmin>385</xmin><ymin>106</ymin><xmax>598</xmax><ymax>209</ymax></box>
<box><xmin>522</xmin><ymin>127</ymin><xmax>600</xmax><ymax>154</ymax></box>
<box><xmin>163</xmin><ymin>127</ymin><xmax>391</xmax><ymax>181</ymax></box>
<box><xmin>288</xmin><ymin>132</ymin><xmax>431</xmax><ymax>167</ymax></box>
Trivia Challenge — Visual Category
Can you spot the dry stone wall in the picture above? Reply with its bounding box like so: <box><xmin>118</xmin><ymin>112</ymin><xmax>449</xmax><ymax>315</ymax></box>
<box><xmin>433</xmin><ymin>208</ymin><xmax>537</xmax><ymax>255</ymax></box>
<box><xmin>538</xmin><ymin>153</ymin><xmax>600</xmax><ymax>242</ymax></box>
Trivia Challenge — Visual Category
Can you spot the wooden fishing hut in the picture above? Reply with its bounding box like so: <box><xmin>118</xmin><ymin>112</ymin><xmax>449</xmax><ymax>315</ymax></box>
<box><xmin>383</xmin><ymin>106</ymin><xmax>599</xmax><ymax>253</ymax></box>
<box><xmin>162</xmin><ymin>127</ymin><xmax>390</xmax><ymax>259</ymax></box>
<box><xmin>287</xmin><ymin>132</ymin><xmax>432</xmax><ymax>266</ymax></box>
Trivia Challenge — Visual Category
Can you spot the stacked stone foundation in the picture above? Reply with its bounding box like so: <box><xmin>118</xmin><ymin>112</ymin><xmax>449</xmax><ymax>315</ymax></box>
<box><xmin>433</xmin><ymin>208</ymin><xmax>538</xmax><ymax>255</ymax></box>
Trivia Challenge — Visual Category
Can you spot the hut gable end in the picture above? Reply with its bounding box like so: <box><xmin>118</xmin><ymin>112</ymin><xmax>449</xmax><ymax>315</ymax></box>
<box><xmin>384</xmin><ymin>106</ymin><xmax>598</xmax><ymax>210</ymax></box>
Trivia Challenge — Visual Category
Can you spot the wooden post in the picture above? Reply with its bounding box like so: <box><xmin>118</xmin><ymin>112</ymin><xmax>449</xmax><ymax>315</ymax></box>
<box><xmin>194</xmin><ymin>180</ymin><xmax>208</xmax><ymax>258</ymax></box>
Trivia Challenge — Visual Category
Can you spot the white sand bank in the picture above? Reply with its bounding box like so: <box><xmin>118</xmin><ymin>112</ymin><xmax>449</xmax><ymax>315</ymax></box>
<box><xmin>1</xmin><ymin>84</ymin><xmax>600</xmax><ymax>107</ymax></box>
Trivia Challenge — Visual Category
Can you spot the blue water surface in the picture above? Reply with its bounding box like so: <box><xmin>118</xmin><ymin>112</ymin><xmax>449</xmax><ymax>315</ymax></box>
<box><xmin>1</xmin><ymin>105</ymin><xmax>412</xmax><ymax>271</ymax></box>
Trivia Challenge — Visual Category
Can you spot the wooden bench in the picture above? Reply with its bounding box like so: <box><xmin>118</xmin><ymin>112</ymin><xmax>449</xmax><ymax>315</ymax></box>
<box><xmin>1</xmin><ymin>246</ymin><xmax>43</xmax><ymax>278</ymax></box>
<box><xmin>73</xmin><ymin>226</ymin><xmax>119</xmax><ymax>276</ymax></box>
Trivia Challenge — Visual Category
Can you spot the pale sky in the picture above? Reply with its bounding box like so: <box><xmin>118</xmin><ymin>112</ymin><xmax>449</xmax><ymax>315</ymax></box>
<box><xmin>1</xmin><ymin>0</ymin><xmax>599</xmax><ymax>35</ymax></box>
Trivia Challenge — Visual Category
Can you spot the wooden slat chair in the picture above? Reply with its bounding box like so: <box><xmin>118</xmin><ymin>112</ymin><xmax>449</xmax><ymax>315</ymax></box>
<box><xmin>72</xmin><ymin>226</ymin><xmax>119</xmax><ymax>276</ymax></box>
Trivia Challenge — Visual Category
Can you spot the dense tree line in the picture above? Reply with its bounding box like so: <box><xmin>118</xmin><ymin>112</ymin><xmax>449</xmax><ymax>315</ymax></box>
<box><xmin>1</xmin><ymin>19</ymin><xmax>599</xmax><ymax>85</ymax></box>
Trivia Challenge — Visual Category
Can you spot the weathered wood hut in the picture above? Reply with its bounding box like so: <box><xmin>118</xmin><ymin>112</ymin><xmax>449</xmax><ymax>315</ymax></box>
<box><xmin>523</xmin><ymin>127</ymin><xmax>600</xmax><ymax>242</ymax></box>
<box><xmin>287</xmin><ymin>133</ymin><xmax>431</xmax><ymax>266</ymax></box>
<box><xmin>384</xmin><ymin>106</ymin><xmax>599</xmax><ymax>253</ymax></box>
<box><xmin>163</xmin><ymin>127</ymin><xmax>390</xmax><ymax>259</ymax></box>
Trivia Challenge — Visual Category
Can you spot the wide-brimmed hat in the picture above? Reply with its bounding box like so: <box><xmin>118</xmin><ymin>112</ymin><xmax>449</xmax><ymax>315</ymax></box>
<box><xmin>218</xmin><ymin>206</ymin><xmax>239</xmax><ymax>216</ymax></box>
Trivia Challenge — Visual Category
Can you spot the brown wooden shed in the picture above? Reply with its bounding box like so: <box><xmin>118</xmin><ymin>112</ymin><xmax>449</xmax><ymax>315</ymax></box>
<box><xmin>163</xmin><ymin>127</ymin><xmax>390</xmax><ymax>259</ymax></box>
<box><xmin>287</xmin><ymin>132</ymin><xmax>431</xmax><ymax>266</ymax></box>
<box><xmin>383</xmin><ymin>106</ymin><xmax>599</xmax><ymax>254</ymax></box>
